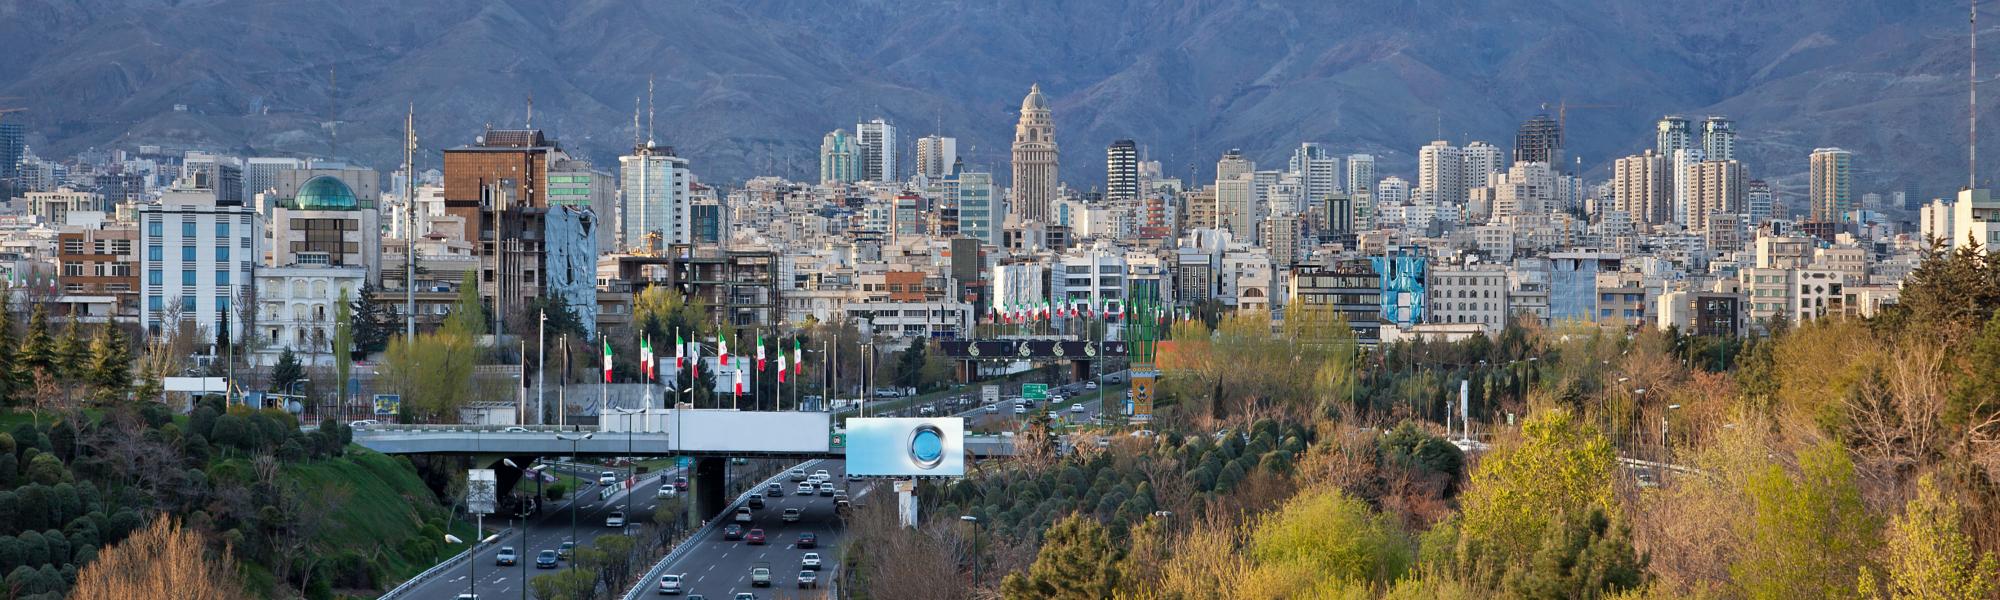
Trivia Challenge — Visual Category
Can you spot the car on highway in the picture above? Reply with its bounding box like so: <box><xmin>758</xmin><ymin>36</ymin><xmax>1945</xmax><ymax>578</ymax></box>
<box><xmin>751</xmin><ymin>563</ymin><xmax>773</xmax><ymax>587</ymax></box>
<box><xmin>801</xmin><ymin>552</ymin><xmax>822</xmax><ymax>570</ymax></box>
<box><xmin>1085</xmin><ymin>381</ymin><xmax>1099</xmax><ymax>390</ymax></box>
<box><xmin>557</xmin><ymin>541</ymin><xmax>575</xmax><ymax>559</ymax></box>
<box><xmin>659</xmin><ymin>573</ymin><xmax>684</xmax><ymax>594</ymax></box>
<box><xmin>606</xmin><ymin>511</ymin><xmax>626</xmax><ymax>527</ymax></box>
<box><xmin>494</xmin><ymin>547</ymin><xmax>517</xmax><ymax>566</ymax></box>
<box><xmin>734</xmin><ymin>507</ymin><xmax>753</xmax><ymax>522</ymax></box>
<box><xmin>766</xmin><ymin>482</ymin><xmax>783</xmax><ymax>495</ymax></box>
<box><xmin>818</xmin><ymin>483</ymin><xmax>835</xmax><ymax>497</ymax></box>
<box><xmin>782</xmin><ymin>508</ymin><xmax>802</xmax><ymax>522</ymax></box>
<box><xmin>1014</xmin><ymin>405</ymin><xmax>1027</xmax><ymax>415</ymax></box>
<box><xmin>1070</xmin><ymin>403</ymin><xmax>1086</xmax><ymax>413</ymax></box>
<box><xmin>918</xmin><ymin>405</ymin><xmax>937</xmax><ymax>415</ymax></box>
<box><xmin>673</xmin><ymin>476</ymin><xmax>689</xmax><ymax>491</ymax></box>
<box><xmin>985</xmin><ymin>404</ymin><xmax>999</xmax><ymax>414</ymax></box>
<box><xmin>656</xmin><ymin>485</ymin><xmax>676</xmax><ymax>498</ymax></box>
<box><xmin>456</xmin><ymin>594</ymin><xmax>477</xmax><ymax>600</ymax></box>
<box><xmin>536</xmin><ymin>550</ymin><xmax>558</xmax><ymax>568</ymax></box>
<box><xmin>350</xmin><ymin>419</ymin><xmax>379</xmax><ymax>428</ymax></box>
<box><xmin>798</xmin><ymin>570</ymin><xmax>818</xmax><ymax>588</ymax></box>
<box><xmin>598</xmin><ymin>471</ymin><xmax>617</xmax><ymax>486</ymax></box>
<box><xmin>746</xmin><ymin>528</ymin><xmax>766</xmax><ymax>545</ymax></box>
<box><xmin>734</xmin><ymin>594</ymin><xmax>754</xmax><ymax>600</ymax></box>
<box><xmin>797</xmin><ymin>532</ymin><xmax>818</xmax><ymax>548</ymax></box>
<box><xmin>502</xmin><ymin>426</ymin><xmax>530</xmax><ymax>433</ymax></box>
<box><xmin>789</xmin><ymin>468</ymin><xmax>807</xmax><ymax>481</ymax></box>
<box><xmin>748</xmin><ymin>493</ymin><xmax>765</xmax><ymax>509</ymax></box>
<box><xmin>796</xmin><ymin>482</ymin><xmax>816</xmax><ymax>496</ymax></box>
<box><xmin>813</xmin><ymin>469</ymin><xmax>831</xmax><ymax>480</ymax></box>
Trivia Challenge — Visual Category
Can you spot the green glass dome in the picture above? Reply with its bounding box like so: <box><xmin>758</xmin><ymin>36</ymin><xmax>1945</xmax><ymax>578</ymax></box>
<box><xmin>294</xmin><ymin>176</ymin><xmax>358</xmax><ymax>210</ymax></box>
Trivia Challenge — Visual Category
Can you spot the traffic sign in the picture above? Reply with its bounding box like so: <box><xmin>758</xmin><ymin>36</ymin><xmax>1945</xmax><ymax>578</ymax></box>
<box><xmin>830</xmin><ymin>433</ymin><xmax>847</xmax><ymax>449</ymax></box>
<box><xmin>1022</xmin><ymin>383</ymin><xmax>1049</xmax><ymax>401</ymax></box>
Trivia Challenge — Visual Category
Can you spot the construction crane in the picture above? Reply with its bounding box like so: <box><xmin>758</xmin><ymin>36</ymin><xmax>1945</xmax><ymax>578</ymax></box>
<box><xmin>1540</xmin><ymin>99</ymin><xmax>1619</xmax><ymax>139</ymax></box>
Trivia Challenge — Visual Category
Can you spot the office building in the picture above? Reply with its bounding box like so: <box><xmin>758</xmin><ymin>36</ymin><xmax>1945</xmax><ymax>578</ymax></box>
<box><xmin>1288</xmin><ymin>143</ymin><xmax>1339</xmax><ymax>202</ymax></box>
<box><xmin>1216</xmin><ymin>149</ymin><xmax>1253</xmax><ymax>182</ymax></box>
<box><xmin>1107</xmin><ymin>139</ymin><xmax>1139</xmax><ymax>202</ymax></box>
<box><xmin>620</xmin><ymin>143</ymin><xmax>693</xmax><ymax>252</ymax></box>
<box><xmin>957</xmin><ymin>171</ymin><xmax>1000</xmax><ymax>247</ymax></box>
<box><xmin>1010</xmin><ymin>84</ymin><xmax>1060</xmax><ymax>224</ymax></box>
<box><xmin>1346</xmin><ymin>154</ymin><xmax>1376</xmax><ymax>198</ymax></box>
<box><xmin>1747</xmin><ymin>180</ymin><xmax>1774</xmax><ymax>224</ymax></box>
<box><xmin>1377</xmin><ymin>176</ymin><xmax>1410</xmax><ymax>205</ymax></box>
<box><xmin>1687</xmin><ymin>160</ymin><xmax>1747</xmax><ymax>232</ymax></box>
<box><xmin>27</xmin><ymin>188</ymin><xmax>104</xmax><ymax>224</ymax></box>
<box><xmin>915</xmin><ymin>135</ymin><xmax>957</xmax><ymax>181</ymax></box>
<box><xmin>857</xmin><ymin>118</ymin><xmax>897</xmax><ymax>183</ymax></box>
<box><xmin>1702</xmin><ymin>116</ymin><xmax>1736</xmax><ymax>162</ymax></box>
<box><xmin>1657</xmin><ymin>115</ymin><xmax>1693</xmax><ymax>157</ymax></box>
<box><xmin>1614</xmin><ymin>151</ymin><xmax>1671</xmax><ymax>225</ymax></box>
<box><xmin>1216</xmin><ymin>175</ymin><xmax>1257</xmax><ymax>243</ymax></box>
<box><xmin>181</xmin><ymin>152</ymin><xmax>245</xmax><ymax>206</ymax></box>
<box><xmin>1462</xmin><ymin>141</ymin><xmax>1504</xmax><ymax>188</ymax></box>
<box><xmin>547</xmin><ymin>158</ymin><xmax>618</xmax><ymax>252</ymax></box>
<box><xmin>269</xmin><ymin>175</ymin><xmax>383</xmax><ymax>283</ymax></box>
<box><xmin>0</xmin><ymin>123</ymin><xmax>23</xmax><ymax>184</ymax></box>
<box><xmin>1418</xmin><ymin>140</ymin><xmax>1465</xmax><ymax>205</ymax></box>
<box><xmin>1809</xmin><ymin>147</ymin><xmax>1854</xmax><ymax>224</ymax></box>
<box><xmin>244</xmin><ymin>157</ymin><xmax>306</xmax><ymax>201</ymax></box>
<box><xmin>820</xmin><ymin>129</ymin><xmax>860</xmax><ymax>184</ymax></box>
<box><xmin>139</xmin><ymin>187</ymin><xmax>260</xmax><ymax>340</ymax></box>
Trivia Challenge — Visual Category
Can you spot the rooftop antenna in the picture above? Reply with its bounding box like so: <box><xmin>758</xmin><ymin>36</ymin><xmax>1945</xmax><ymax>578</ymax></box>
<box><xmin>525</xmin><ymin>93</ymin><xmax>534</xmax><ymax>129</ymax></box>
<box><xmin>1974</xmin><ymin>0</ymin><xmax>1980</xmax><ymax>189</ymax></box>
<box><xmin>328</xmin><ymin>66</ymin><xmax>339</xmax><ymax>158</ymax></box>
<box><xmin>647</xmin><ymin>74</ymin><xmax>657</xmax><ymax>146</ymax></box>
<box><xmin>632</xmin><ymin>96</ymin><xmax>642</xmax><ymax>151</ymax></box>
<box><xmin>403</xmin><ymin>102</ymin><xmax>418</xmax><ymax>340</ymax></box>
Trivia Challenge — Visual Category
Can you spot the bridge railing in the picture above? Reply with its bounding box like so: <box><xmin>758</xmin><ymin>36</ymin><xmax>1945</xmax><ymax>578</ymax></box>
<box><xmin>377</xmin><ymin>527</ymin><xmax>513</xmax><ymax>600</ymax></box>
<box><xmin>353</xmin><ymin>424</ymin><xmax>596</xmax><ymax>434</ymax></box>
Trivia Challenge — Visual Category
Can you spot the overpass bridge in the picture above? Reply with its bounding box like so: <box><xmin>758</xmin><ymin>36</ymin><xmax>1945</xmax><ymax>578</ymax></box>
<box><xmin>351</xmin><ymin>410</ymin><xmax>1015</xmax><ymax>523</ymax></box>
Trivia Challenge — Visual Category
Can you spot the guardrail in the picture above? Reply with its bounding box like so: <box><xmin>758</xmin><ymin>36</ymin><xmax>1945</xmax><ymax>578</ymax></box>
<box><xmin>354</xmin><ymin>423</ymin><xmax>591</xmax><ymax>433</ymax></box>
<box><xmin>620</xmin><ymin>458</ymin><xmax>823</xmax><ymax>600</ymax></box>
<box><xmin>377</xmin><ymin>526</ymin><xmax>514</xmax><ymax>600</ymax></box>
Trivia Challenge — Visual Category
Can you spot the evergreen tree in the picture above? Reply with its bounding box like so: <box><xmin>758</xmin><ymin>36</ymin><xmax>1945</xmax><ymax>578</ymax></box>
<box><xmin>444</xmin><ymin>272</ymin><xmax>486</xmax><ymax>340</ymax></box>
<box><xmin>83</xmin><ymin>328</ymin><xmax>129</xmax><ymax>405</ymax></box>
<box><xmin>49</xmin><ymin>321</ymin><xmax>83</xmax><ymax>382</ymax></box>
<box><xmin>271</xmin><ymin>349</ymin><xmax>304</xmax><ymax>394</ymax></box>
<box><xmin>0</xmin><ymin>307</ymin><xmax>17</xmax><ymax>402</ymax></box>
<box><xmin>1000</xmin><ymin>514</ymin><xmax>1123</xmax><ymax>599</ymax></box>
<box><xmin>334</xmin><ymin>289</ymin><xmax>353</xmax><ymax>405</ymax></box>
<box><xmin>349</xmin><ymin>283</ymin><xmax>393</xmax><ymax>357</ymax></box>
<box><xmin>16</xmin><ymin>305</ymin><xmax>51</xmax><ymax>385</ymax></box>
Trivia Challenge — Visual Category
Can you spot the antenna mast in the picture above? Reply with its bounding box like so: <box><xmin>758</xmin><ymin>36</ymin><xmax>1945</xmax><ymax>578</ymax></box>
<box><xmin>328</xmin><ymin>66</ymin><xmax>339</xmax><ymax>158</ymax></box>
<box><xmin>633</xmin><ymin>96</ymin><xmax>642</xmax><ymax>151</ymax></box>
<box><xmin>1974</xmin><ymin>0</ymin><xmax>1981</xmax><ymax>189</ymax></box>
<box><xmin>404</xmin><ymin>102</ymin><xmax>418</xmax><ymax>340</ymax></box>
<box><xmin>647</xmin><ymin>75</ymin><xmax>656</xmax><ymax>146</ymax></box>
<box><xmin>526</xmin><ymin>93</ymin><xmax>535</xmax><ymax>129</ymax></box>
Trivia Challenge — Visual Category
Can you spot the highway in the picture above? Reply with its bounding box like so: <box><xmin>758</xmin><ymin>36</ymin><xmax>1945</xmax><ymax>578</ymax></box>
<box><xmin>646</xmin><ymin>461</ymin><xmax>871</xmax><ymax>599</ymax></box>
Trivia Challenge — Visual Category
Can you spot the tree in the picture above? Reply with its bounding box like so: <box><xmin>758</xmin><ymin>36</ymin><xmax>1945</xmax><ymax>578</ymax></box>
<box><xmin>84</xmin><ymin>326</ymin><xmax>130</xmax><ymax>405</ymax></box>
<box><xmin>334</xmin><ymin>288</ymin><xmax>353</xmax><ymax>407</ymax></box>
<box><xmin>270</xmin><ymin>349</ymin><xmax>303</xmax><ymax>394</ymax></box>
<box><xmin>70</xmin><ymin>516</ymin><xmax>241</xmax><ymax>599</ymax></box>
<box><xmin>895</xmin><ymin>338</ymin><xmax>926</xmax><ymax>390</ymax></box>
<box><xmin>1456</xmin><ymin>408</ymin><xmax>1618</xmax><ymax>587</ymax></box>
<box><xmin>378</xmin><ymin>325</ymin><xmax>477</xmax><ymax>422</ymax></box>
<box><xmin>1863</xmin><ymin>473</ymin><xmax>1997</xmax><ymax>600</ymax></box>
<box><xmin>0</xmin><ymin>306</ymin><xmax>19</xmax><ymax>402</ymax></box>
<box><xmin>444</xmin><ymin>271</ymin><xmax>487</xmax><ymax>340</ymax></box>
<box><xmin>50</xmin><ymin>320</ymin><xmax>83</xmax><ymax>382</ymax></box>
<box><xmin>1000</xmin><ymin>514</ymin><xmax>1122</xmax><ymax>600</ymax></box>
<box><xmin>1501</xmin><ymin>508</ymin><xmax>1647</xmax><ymax>599</ymax></box>
<box><xmin>1247</xmin><ymin>488</ymin><xmax>1412</xmax><ymax>587</ymax></box>
<box><xmin>349</xmin><ymin>283</ymin><xmax>394</xmax><ymax>358</ymax></box>
<box><xmin>1732</xmin><ymin>441</ymin><xmax>1879</xmax><ymax>600</ymax></box>
<box><xmin>15</xmin><ymin>305</ymin><xmax>52</xmax><ymax>394</ymax></box>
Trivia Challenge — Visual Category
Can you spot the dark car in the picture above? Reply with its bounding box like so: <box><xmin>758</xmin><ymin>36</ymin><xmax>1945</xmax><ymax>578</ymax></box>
<box><xmin>722</xmin><ymin>524</ymin><xmax>745</xmax><ymax>540</ymax></box>
<box><xmin>746</xmin><ymin>528</ymin><xmax>766</xmax><ymax>545</ymax></box>
<box><xmin>747</xmin><ymin>494</ymin><xmax>765</xmax><ymax>509</ymax></box>
<box><xmin>536</xmin><ymin>550</ymin><xmax>558</xmax><ymax>568</ymax></box>
<box><xmin>796</xmin><ymin>532</ymin><xmax>817</xmax><ymax>549</ymax></box>
<box><xmin>673</xmin><ymin>476</ymin><xmax>689</xmax><ymax>491</ymax></box>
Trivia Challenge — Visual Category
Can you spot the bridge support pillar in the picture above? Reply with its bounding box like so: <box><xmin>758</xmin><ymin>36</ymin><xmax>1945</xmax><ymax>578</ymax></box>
<box><xmin>690</xmin><ymin>457</ymin><xmax>728</xmax><ymax>525</ymax></box>
<box><xmin>895</xmin><ymin>479</ymin><xmax>919</xmax><ymax>528</ymax></box>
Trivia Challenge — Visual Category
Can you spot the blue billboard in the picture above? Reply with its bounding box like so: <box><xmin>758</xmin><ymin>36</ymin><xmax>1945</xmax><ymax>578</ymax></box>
<box><xmin>845</xmin><ymin>417</ymin><xmax>966</xmax><ymax>477</ymax></box>
<box><xmin>1370</xmin><ymin>254</ymin><xmax>1428</xmax><ymax>328</ymax></box>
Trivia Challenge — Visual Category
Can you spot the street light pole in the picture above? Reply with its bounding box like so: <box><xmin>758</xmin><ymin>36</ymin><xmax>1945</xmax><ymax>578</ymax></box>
<box><xmin>555</xmin><ymin>432</ymin><xmax>593</xmax><ymax>575</ymax></box>
<box><xmin>503</xmin><ymin>457</ymin><xmax>528</xmax><ymax>600</ymax></box>
<box><xmin>959</xmin><ymin>515</ymin><xmax>980</xmax><ymax>586</ymax></box>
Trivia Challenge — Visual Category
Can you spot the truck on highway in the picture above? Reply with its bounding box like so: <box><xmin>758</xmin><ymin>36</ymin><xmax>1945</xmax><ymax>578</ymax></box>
<box><xmin>750</xmin><ymin>562</ymin><xmax>773</xmax><ymax>587</ymax></box>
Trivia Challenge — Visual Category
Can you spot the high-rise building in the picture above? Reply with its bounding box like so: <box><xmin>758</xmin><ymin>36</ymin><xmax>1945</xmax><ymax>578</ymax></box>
<box><xmin>1288</xmin><ymin>143</ymin><xmax>1339</xmax><ymax>202</ymax></box>
<box><xmin>0</xmin><ymin>123</ymin><xmax>23</xmax><ymax>184</ymax></box>
<box><xmin>620</xmin><ymin>143</ymin><xmax>692</xmax><ymax>252</ymax></box>
<box><xmin>820</xmin><ymin>129</ymin><xmax>859</xmax><ymax>184</ymax></box>
<box><xmin>1613</xmin><ymin>151</ymin><xmax>1671</xmax><ymax>225</ymax></box>
<box><xmin>1672</xmin><ymin>148</ymin><xmax>1706</xmax><ymax>226</ymax></box>
<box><xmin>548</xmin><ymin>158</ymin><xmax>618</xmax><ymax>253</ymax></box>
<box><xmin>243</xmin><ymin>157</ymin><xmax>305</xmax><ymax>202</ymax></box>
<box><xmin>1702</xmin><ymin>116</ymin><xmax>1736</xmax><ymax>162</ymax></box>
<box><xmin>857</xmin><ymin>118</ymin><xmax>897</xmax><ymax>183</ymax></box>
<box><xmin>1345</xmin><ymin>154</ymin><xmax>1376</xmax><ymax>198</ymax></box>
<box><xmin>1462</xmin><ymin>141</ymin><xmax>1504</xmax><ymax>188</ymax></box>
<box><xmin>1513</xmin><ymin>114</ymin><xmax>1563</xmax><ymax>165</ymax></box>
<box><xmin>1657</xmin><ymin>115</ymin><xmax>1693</xmax><ymax>157</ymax></box>
<box><xmin>1106</xmin><ymin>139</ymin><xmax>1139</xmax><ymax>202</ymax></box>
<box><xmin>1377</xmin><ymin>176</ymin><xmax>1411</xmax><ymax>205</ymax></box>
<box><xmin>1809</xmin><ymin>147</ymin><xmax>1854</xmax><ymax>223</ymax></box>
<box><xmin>957</xmin><ymin>171</ymin><xmax>1000</xmax><ymax>246</ymax></box>
<box><xmin>1216</xmin><ymin>149</ymin><xmax>1253</xmax><ymax>183</ymax></box>
<box><xmin>1747</xmin><ymin>180</ymin><xmax>1774</xmax><ymax>225</ymax></box>
<box><xmin>1687</xmin><ymin>160</ymin><xmax>1747</xmax><ymax>231</ymax></box>
<box><xmin>915</xmin><ymin>135</ymin><xmax>958</xmax><ymax>181</ymax></box>
<box><xmin>1216</xmin><ymin>175</ymin><xmax>1257</xmax><ymax>244</ymax></box>
<box><xmin>1418</xmin><ymin>141</ymin><xmax>1465</xmax><ymax>205</ymax></box>
<box><xmin>1010</xmin><ymin>84</ymin><xmax>1060</xmax><ymax>223</ymax></box>
<box><xmin>269</xmin><ymin>175</ymin><xmax>382</xmax><ymax>282</ymax></box>
<box><xmin>181</xmin><ymin>152</ymin><xmax>245</xmax><ymax>206</ymax></box>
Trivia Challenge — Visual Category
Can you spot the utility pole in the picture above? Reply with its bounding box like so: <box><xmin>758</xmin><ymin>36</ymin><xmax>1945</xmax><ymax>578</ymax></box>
<box><xmin>404</xmin><ymin>103</ymin><xmax>418</xmax><ymax>340</ymax></box>
<box><xmin>537</xmin><ymin>309</ymin><xmax>546</xmax><ymax>425</ymax></box>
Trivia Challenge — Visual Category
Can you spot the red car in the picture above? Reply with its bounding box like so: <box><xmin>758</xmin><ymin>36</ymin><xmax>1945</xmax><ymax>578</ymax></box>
<box><xmin>796</xmin><ymin>532</ymin><xmax>817</xmax><ymax>549</ymax></box>
<box><xmin>746</xmin><ymin>528</ymin><xmax>767</xmax><ymax>545</ymax></box>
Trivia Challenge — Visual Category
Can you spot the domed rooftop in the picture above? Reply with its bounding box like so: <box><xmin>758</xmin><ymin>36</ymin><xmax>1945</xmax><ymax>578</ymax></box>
<box><xmin>1021</xmin><ymin>83</ymin><xmax>1048</xmax><ymax>112</ymax></box>
<box><xmin>294</xmin><ymin>175</ymin><xmax>358</xmax><ymax>210</ymax></box>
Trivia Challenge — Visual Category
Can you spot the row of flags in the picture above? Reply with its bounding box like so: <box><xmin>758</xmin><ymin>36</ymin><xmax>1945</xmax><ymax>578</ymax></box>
<box><xmin>987</xmin><ymin>299</ymin><xmax>1199</xmax><ymax>327</ymax></box>
<box><xmin>601</xmin><ymin>329</ymin><xmax>806</xmax><ymax>397</ymax></box>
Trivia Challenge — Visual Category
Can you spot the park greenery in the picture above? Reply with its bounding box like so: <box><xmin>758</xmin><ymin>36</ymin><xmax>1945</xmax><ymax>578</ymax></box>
<box><xmin>839</xmin><ymin>242</ymin><xmax>2000</xmax><ymax>600</ymax></box>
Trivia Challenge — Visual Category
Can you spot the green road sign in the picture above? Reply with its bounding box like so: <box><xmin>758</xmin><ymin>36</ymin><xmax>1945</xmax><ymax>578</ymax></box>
<box><xmin>677</xmin><ymin>456</ymin><xmax>691</xmax><ymax>469</ymax></box>
<box><xmin>1023</xmin><ymin>383</ymin><xmax>1049</xmax><ymax>400</ymax></box>
<box><xmin>830</xmin><ymin>433</ymin><xmax>847</xmax><ymax>449</ymax></box>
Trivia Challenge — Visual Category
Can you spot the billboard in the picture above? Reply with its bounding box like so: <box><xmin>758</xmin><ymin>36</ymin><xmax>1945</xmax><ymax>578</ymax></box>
<box><xmin>466</xmin><ymin>469</ymin><xmax>497</xmax><ymax>515</ymax></box>
<box><xmin>672</xmin><ymin>410</ymin><xmax>832</xmax><ymax>454</ymax></box>
<box><xmin>845</xmin><ymin>417</ymin><xmax>966</xmax><ymax>477</ymax></box>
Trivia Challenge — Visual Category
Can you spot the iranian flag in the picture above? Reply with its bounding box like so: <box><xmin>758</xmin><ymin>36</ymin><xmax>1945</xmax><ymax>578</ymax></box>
<box><xmin>792</xmin><ymin>338</ymin><xmax>802</xmax><ymax>372</ymax></box>
<box><xmin>733</xmin><ymin>366</ymin><xmax>745</xmax><ymax>396</ymax></box>
<box><xmin>601</xmin><ymin>339</ymin><xmax>613</xmax><ymax>383</ymax></box>
<box><xmin>675</xmin><ymin>331</ymin><xmax>685</xmax><ymax>369</ymax></box>
<box><xmin>756</xmin><ymin>333</ymin><xmax>767</xmax><ymax>371</ymax></box>
<box><xmin>720</xmin><ymin>329</ymin><xmax>732</xmax><ymax>367</ymax></box>
<box><xmin>640</xmin><ymin>337</ymin><xmax>654</xmax><ymax>381</ymax></box>
<box><xmin>777</xmin><ymin>340</ymin><xmax>788</xmax><ymax>383</ymax></box>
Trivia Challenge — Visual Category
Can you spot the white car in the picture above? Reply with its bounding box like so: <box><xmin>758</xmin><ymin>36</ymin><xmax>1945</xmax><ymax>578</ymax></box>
<box><xmin>1013</xmin><ymin>405</ymin><xmax>1027</xmax><ymax>415</ymax></box>
<box><xmin>735</xmin><ymin>507</ymin><xmax>753</xmax><ymax>523</ymax></box>
<box><xmin>796</xmin><ymin>482</ymin><xmax>816</xmax><ymax>496</ymax></box>
<box><xmin>606</xmin><ymin>511</ymin><xmax>626</xmax><ymax>527</ymax></box>
<box><xmin>1069</xmin><ymin>403</ymin><xmax>1086</xmax><ymax>413</ymax></box>
<box><xmin>984</xmin><ymin>404</ymin><xmax>999</xmax><ymax>414</ymax></box>
<box><xmin>656</xmin><ymin>486</ymin><xmax>677</xmax><ymax>499</ymax></box>
<box><xmin>598</xmin><ymin>471</ymin><xmax>617</xmax><ymax>486</ymax></box>
<box><xmin>789</xmin><ymin>468</ymin><xmax>807</xmax><ymax>481</ymax></box>
<box><xmin>659</xmin><ymin>573</ymin><xmax>684</xmax><ymax>595</ymax></box>
<box><xmin>813</xmin><ymin>469</ymin><xmax>831</xmax><ymax>481</ymax></box>
<box><xmin>801</xmin><ymin>552</ymin><xmax>822</xmax><ymax>570</ymax></box>
<box><xmin>782</xmin><ymin>508</ymin><xmax>802</xmax><ymax>522</ymax></box>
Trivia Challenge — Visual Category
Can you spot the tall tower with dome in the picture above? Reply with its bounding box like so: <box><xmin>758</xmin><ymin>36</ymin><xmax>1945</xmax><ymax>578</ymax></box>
<box><xmin>1010</xmin><ymin>83</ymin><xmax>1059</xmax><ymax>224</ymax></box>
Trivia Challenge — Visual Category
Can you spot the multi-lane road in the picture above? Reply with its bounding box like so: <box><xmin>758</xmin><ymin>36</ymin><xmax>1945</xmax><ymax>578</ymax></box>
<box><xmin>406</xmin><ymin>461</ymin><xmax>687</xmax><ymax>600</ymax></box>
<box><xmin>645</xmin><ymin>461</ymin><xmax>869</xmax><ymax>598</ymax></box>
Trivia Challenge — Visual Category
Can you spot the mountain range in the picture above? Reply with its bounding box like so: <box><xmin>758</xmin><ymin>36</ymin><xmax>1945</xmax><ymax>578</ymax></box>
<box><xmin>0</xmin><ymin>0</ymin><xmax>1988</xmax><ymax>204</ymax></box>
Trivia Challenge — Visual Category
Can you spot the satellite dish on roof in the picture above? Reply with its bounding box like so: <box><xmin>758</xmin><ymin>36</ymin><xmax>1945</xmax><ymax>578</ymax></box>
<box><xmin>475</xmin><ymin>135</ymin><xmax>485</xmax><ymax>145</ymax></box>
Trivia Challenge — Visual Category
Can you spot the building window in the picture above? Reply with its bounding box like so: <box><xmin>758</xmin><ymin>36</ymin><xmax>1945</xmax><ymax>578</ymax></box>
<box><xmin>181</xmin><ymin>246</ymin><xmax>195</xmax><ymax>262</ymax></box>
<box><xmin>148</xmin><ymin>296</ymin><xmax>162</xmax><ymax>311</ymax></box>
<box><xmin>181</xmin><ymin>297</ymin><xmax>196</xmax><ymax>312</ymax></box>
<box><xmin>217</xmin><ymin>222</ymin><xmax>230</xmax><ymax>237</ymax></box>
<box><xmin>63</xmin><ymin>240</ymin><xmax>84</xmax><ymax>254</ymax></box>
<box><xmin>148</xmin><ymin>270</ymin><xmax>162</xmax><ymax>285</ymax></box>
<box><xmin>182</xmin><ymin>270</ymin><xmax>195</xmax><ymax>286</ymax></box>
<box><xmin>147</xmin><ymin>221</ymin><xmax>162</xmax><ymax>238</ymax></box>
<box><xmin>217</xmin><ymin>270</ymin><xmax>231</xmax><ymax>286</ymax></box>
<box><xmin>217</xmin><ymin>296</ymin><xmax>230</xmax><ymax>314</ymax></box>
<box><xmin>216</xmin><ymin>245</ymin><xmax>230</xmax><ymax>262</ymax></box>
<box><xmin>61</xmin><ymin>262</ymin><xmax>83</xmax><ymax>277</ymax></box>
<box><xmin>182</xmin><ymin>221</ymin><xmax>196</xmax><ymax>238</ymax></box>
<box><xmin>148</xmin><ymin>245</ymin><xmax>162</xmax><ymax>261</ymax></box>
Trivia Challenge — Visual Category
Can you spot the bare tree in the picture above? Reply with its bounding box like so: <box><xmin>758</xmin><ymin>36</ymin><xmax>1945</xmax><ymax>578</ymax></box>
<box><xmin>71</xmin><ymin>516</ymin><xmax>243</xmax><ymax>600</ymax></box>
